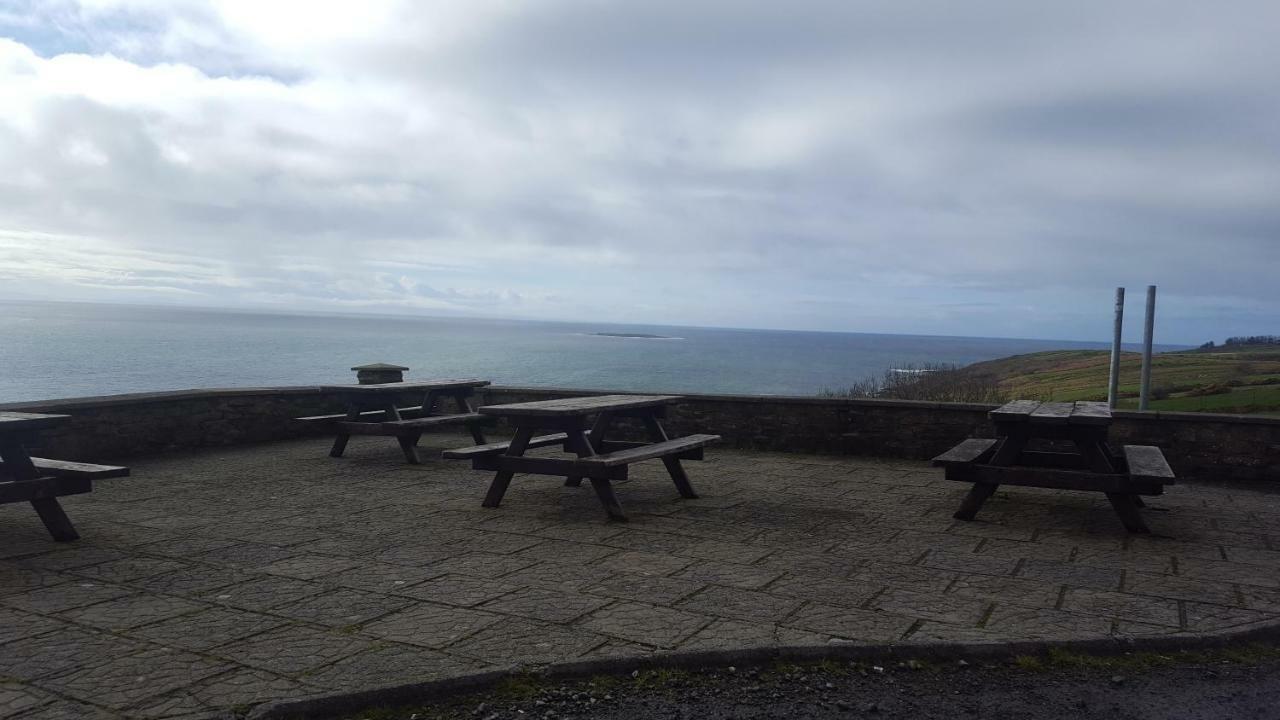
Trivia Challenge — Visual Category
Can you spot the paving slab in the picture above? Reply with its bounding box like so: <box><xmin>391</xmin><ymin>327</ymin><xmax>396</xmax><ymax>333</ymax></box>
<box><xmin>1</xmin><ymin>434</ymin><xmax>1277</xmax><ymax>717</ymax></box>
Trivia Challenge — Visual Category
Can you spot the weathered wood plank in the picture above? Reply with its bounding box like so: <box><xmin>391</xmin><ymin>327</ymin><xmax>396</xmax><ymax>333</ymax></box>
<box><xmin>1029</xmin><ymin>402</ymin><xmax>1074</xmax><ymax>424</ymax></box>
<box><xmin>944</xmin><ymin>464</ymin><xmax>1165</xmax><ymax>495</ymax></box>
<box><xmin>1069</xmin><ymin>401</ymin><xmax>1112</xmax><ymax>425</ymax></box>
<box><xmin>989</xmin><ymin>400</ymin><xmax>1040</xmax><ymax>422</ymax></box>
<box><xmin>1123</xmin><ymin>445</ymin><xmax>1176</xmax><ymax>482</ymax></box>
<box><xmin>479</xmin><ymin>395</ymin><xmax>681</xmax><ymax>419</ymax></box>
<box><xmin>931</xmin><ymin>438</ymin><xmax>998</xmax><ymax>466</ymax></box>
<box><xmin>295</xmin><ymin>406</ymin><xmax>426</xmax><ymax>423</ymax></box>
<box><xmin>0</xmin><ymin>476</ymin><xmax>92</xmax><ymax>503</ymax></box>
<box><xmin>0</xmin><ymin>412</ymin><xmax>70</xmax><ymax>430</ymax></box>
<box><xmin>337</xmin><ymin>412</ymin><xmax>483</xmax><ymax>436</ymax></box>
<box><xmin>576</xmin><ymin>434</ymin><xmax>720</xmax><ymax>468</ymax></box>
<box><xmin>442</xmin><ymin>433</ymin><xmax>570</xmax><ymax>459</ymax></box>
<box><xmin>26</xmin><ymin>458</ymin><xmax>129</xmax><ymax>480</ymax></box>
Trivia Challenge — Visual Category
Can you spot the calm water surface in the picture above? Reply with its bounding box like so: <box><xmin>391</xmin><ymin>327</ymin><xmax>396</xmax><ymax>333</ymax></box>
<box><xmin>0</xmin><ymin>301</ymin><xmax>1183</xmax><ymax>402</ymax></box>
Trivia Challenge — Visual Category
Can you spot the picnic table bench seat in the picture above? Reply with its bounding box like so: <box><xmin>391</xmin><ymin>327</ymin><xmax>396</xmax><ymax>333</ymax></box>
<box><xmin>295</xmin><ymin>406</ymin><xmax>429</xmax><ymax>424</ymax></box>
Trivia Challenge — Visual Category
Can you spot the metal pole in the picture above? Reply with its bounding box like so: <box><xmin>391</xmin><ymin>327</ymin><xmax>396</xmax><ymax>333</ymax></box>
<box><xmin>1138</xmin><ymin>285</ymin><xmax>1156</xmax><ymax>410</ymax></box>
<box><xmin>1107</xmin><ymin>287</ymin><xmax>1125</xmax><ymax>408</ymax></box>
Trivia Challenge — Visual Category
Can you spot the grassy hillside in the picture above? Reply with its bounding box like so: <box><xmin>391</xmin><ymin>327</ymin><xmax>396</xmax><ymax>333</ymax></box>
<box><xmin>955</xmin><ymin>345</ymin><xmax>1280</xmax><ymax>414</ymax></box>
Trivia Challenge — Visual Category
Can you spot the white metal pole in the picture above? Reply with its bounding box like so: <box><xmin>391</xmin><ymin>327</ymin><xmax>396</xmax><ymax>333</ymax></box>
<box><xmin>1138</xmin><ymin>285</ymin><xmax>1156</xmax><ymax>410</ymax></box>
<box><xmin>1107</xmin><ymin>287</ymin><xmax>1125</xmax><ymax>408</ymax></box>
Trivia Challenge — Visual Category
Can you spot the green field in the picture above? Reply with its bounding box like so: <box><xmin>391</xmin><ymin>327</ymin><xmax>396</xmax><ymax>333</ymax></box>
<box><xmin>955</xmin><ymin>345</ymin><xmax>1280</xmax><ymax>415</ymax></box>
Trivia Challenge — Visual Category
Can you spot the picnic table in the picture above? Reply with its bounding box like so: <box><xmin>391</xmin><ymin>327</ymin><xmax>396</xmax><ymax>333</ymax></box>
<box><xmin>932</xmin><ymin>400</ymin><xmax>1175</xmax><ymax>533</ymax></box>
<box><xmin>443</xmin><ymin>395</ymin><xmax>720</xmax><ymax>521</ymax></box>
<box><xmin>0</xmin><ymin>412</ymin><xmax>129</xmax><ymax>541</ymax></box>
<box><xmin>296</xmin><ymin>379</ymin><xmax>490</xmax><ymax>464</ymax></box>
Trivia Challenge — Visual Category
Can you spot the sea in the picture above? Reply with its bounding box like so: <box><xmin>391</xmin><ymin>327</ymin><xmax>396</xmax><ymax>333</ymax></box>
<box><xmin>0</xmin><ymin>301</ymin><xmax>1185</xmax><ymax>403</ymax></box>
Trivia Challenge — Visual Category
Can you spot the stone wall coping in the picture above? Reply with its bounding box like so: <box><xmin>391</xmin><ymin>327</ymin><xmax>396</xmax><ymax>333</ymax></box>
<box><xmin>0</xmin><ymin>383</ymin><xmax>1278</xmax><ymax>428</ymax></box>
<box><xmin>0</xmin><ymin>386</ymin><xmax>327</xmax><ymax>411</ymax></box>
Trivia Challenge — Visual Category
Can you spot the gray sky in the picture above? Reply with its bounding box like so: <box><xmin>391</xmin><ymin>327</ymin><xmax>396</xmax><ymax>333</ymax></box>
<box><xmin>1</xmin><ymin>1</ymin><xmax>1276</xmax><ymax>344</ymax></box>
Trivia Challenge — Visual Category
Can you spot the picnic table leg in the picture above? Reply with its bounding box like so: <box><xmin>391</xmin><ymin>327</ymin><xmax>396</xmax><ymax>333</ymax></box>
<box><xmin>1105</xmin><ymin>492</ymin><xmax>1151</xmax><ymax>533</ymax></box>
<box><xmin>642</xmin><ymin>417</ymin><xmax>698</xmax><ymax>499</ymax></box>
<box><xmin>483</xmin><ymin>427</ymin><xmax>534</xmax><ymax>508</ymax></box>
<box><xmin>953</xmin><ymin>482</ymin><xmax>998</xmax><ymax>521</ymax></box>
<box><xmin>588</xmin><ymin>478</ymin><xmax>627</xmax><ymax>522</ymax></box>
<box><xmin>397</xmin><ymin>433</ymin><xmax>422</xmax><ymax>464</ymax></box>
<box><xmin>329</xmin><ymin>404</ymin><xmax>362</xmax><ymax>458</ymax></box>
<box><xmin>566</xmin><ymin>414</ymin><xmax>612</xmax><ymax>488</ymax></box>
<box><xmin>454</xmin><ymin>391</ymin><xmax>487</xmax><ymax>445</ymax></box>
<box><xmin>31</xmin><ymin>498</ymin><xmax>80</xmax><ymax>542</ymax></box>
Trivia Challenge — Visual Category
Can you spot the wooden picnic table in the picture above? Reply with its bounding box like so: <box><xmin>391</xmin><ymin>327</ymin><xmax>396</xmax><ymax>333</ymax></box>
<box><xmin>298</xmin><ymin>379</ymin><xmax>491</xmax><ymax>464</ymax></box>
<box><xmin>933</xmin><ymin>400</ymin><xmax>1175</xmax><ymax>533</ymax></box>
<box><xmin>0</xmin><ymin>412</ymin><xmax>129</xmax><ymax>541</ymax></box>
<box><xmin>443</xmin><ymin>394</ymin><xmax>720</xmax><ymax>521</ymax></box>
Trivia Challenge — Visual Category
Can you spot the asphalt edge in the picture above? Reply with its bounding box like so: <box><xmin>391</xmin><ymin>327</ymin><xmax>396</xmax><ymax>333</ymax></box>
<box><xmin>245</xmin><ymin>615</ymin><xmax>1280</xmax><ymax>720</ymax></box>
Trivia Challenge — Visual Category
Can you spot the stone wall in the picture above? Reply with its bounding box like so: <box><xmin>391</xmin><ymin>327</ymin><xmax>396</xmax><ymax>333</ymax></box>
<box><xmin>479</xmin><ymin>387</ymin><xmax>1280</xmax><ymax>485</ymax></box>
<box><xmin>2</xmin><ymin>386</ymin><xmax>1277</xmax><ymax>484</ymax></box>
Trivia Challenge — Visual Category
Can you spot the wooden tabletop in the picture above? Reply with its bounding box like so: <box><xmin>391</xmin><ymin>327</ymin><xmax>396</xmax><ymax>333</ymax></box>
<box><xmin>479</xmin><ymin>395</ymin><xmax>682</xmax><ymax>418</ymax></box>
<box><xmin>0</xmin><ymin>411</ymin><xmax>70</xmax><ymax>432</ymax></box>
<box><xmin>319</xmin><ymin>379</ymin><xmax>490</xmax><ymax>395</ymax></box>
<box><xmin>989</xmin><ymin>400</ymin><xmax>1111</xmax><ymax>426</ymax></box>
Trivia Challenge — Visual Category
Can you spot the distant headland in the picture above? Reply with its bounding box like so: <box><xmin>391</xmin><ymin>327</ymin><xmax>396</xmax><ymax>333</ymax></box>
<box><xmin>590</xmin><ymin>332</ymin><xmax>680</xmax><ymax>339</ymax></box>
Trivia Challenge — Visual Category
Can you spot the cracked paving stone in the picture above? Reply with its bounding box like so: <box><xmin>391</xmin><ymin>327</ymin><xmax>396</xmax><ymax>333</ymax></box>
<box><xmin>978</xmin><ymin>605</ymin><xmax>1114</xmax><ymax>640</ymax></box>
<box><xmin>213</xmin><ymin>625</ymin><xmax>374</xmax><ymax>675</ymax></box>
<box><xmin>37</xmin><ymin>646</ymin><xmax>233</xmax><ymax>710</ymax></box>
<box><xmin>579</xmin><ymin>602</ymin><xmax>710</xmax><ymax>648</ymax></box>
<box><xmin>763</xmin><ymin>573</ymin><xmax>882</xmax><ymax>608</ymax></box>
<box><xmin>514</xmin><ymin>539</ymin><xmax>619</xmax><ymax>564</ymax></box>
<box><xmin>919</xmin><ymin>550</ymin><xmax>1019</xmax><ymax>577</ymax></box>
<box><xmin>591</xmin><ymin>551</ymin><xmax>695</xmax><ymax>578</ymax></box>
<box><xmin>127</xmin><ymin>565</ymin><xmax>249</xmax><ymax>596</ymax></box>
<box><xmin>1</xmin><ymin>581</ymin><xmax>133</xmax><ymax>614</ymax></box>
<box><xmin>0</xmin><ymin>626</ymin><xmax>145</xmax><ymax>681</ymax></box>
<box><xmin>133</xmin><ymin>668</ymin><xmax>312</xmax><ymax>718</ymax></box>
<box><xmin>271</xmin><ymin>587</ymin><xmax>413</xmax><ymax>627</ymax></box>
<box><xmin>1175</xmin><ymin>558</ymin><xmax>1280</xmax><ymax>589</ymax></box>
<box><xmin>258</xmin><ymin>554</ymin><xmax>360</xmax><ymax>581</ymax></box>
<box><xmin>200</xmin><ymin>576</ymin><xmax>328</xmax><ymax>612</ymax></box>
<box><xmin>1061</xmin><ymin>588</ymin><xmax>1181</xmax><ymax>627</ymax></box>
<box><xmin>396</xmin><ymin>575</ymin><xmax>521</xmax><ymax>607</ymax></box>
<box><xmin>136</xmin><ymin>535</ymin><xmax>239</xmax><ymax>558</ymax></box>
<box><xmin>58</xmin><ymin>594</ymin><xmax>206</xmax><ymax>631</ymax></box>
<box><xmin>304</xmin><ymin>644</ymin><xmax>491</xmax><ymax>692</ymax></box>
<box><xmin>679</xmin><ymin>619</ymin><xmax>828</xmax><ymax>650</ymax></box>
<box><xmin>676</xmin><ymin>585</ymin><xmax>803</xmax><ymax>624</ymax></box>
<box><xmin>128</xmin><ymin>607</ymin><xmax>287</xmax><ymax>651</ymax></box>
<box><xmin>326</xmin><ymin>562</ymin><xmax>442</xmax><ymax>594</ymax></box>
<box><xmin>194</xmin><ymin>542</ymin><xmax>297</xmax><ymax>570</ymax></box>
<box><xmin>585</xmin><ymin>573</ymin><xmax>706</xmax><ymax>605</ymax></box>
<box><xmin>0</xmin><ymin>606</ymin><xmax>66</xmax><ymax>645</ymax></box>
<box><xmin>1014</xmin><ymin>559</ymin><xmax>1122</xmax><ymax>591</ymax></box>
<box><xmin>783</xmin><ymin>603</ymin><xmax>915</xmax><ymax>641</ymax></box>
<box><xmin>499</xmin><ymin>561</ymin><xmax>614</xmax><ymax>592</ymax></box>
<box><xmin>1183</xmin><ymin>602</ymin><xmax>1276</xmax><ymax>632</ymax></box>
<box><xmin>0</xmin><ymin>562</ymin><xmax>72</xmax><ymax>597</ymax></box>
<box><xmin>0</xmin><ymin>683</ymin><xmax>48</xmax><ymax>719</ymax></box>
<box><xmin>8</xmin><ymin>697</ymin><xmax>118</xmax><ymax>720</ymax></box>
<box><xmin>945</xmin><ymin>574</ymin><xmax>1064</xmax><ymax>610</ymax></box>
<box><xmin>362</xmin><ymin>604</ymin><xmax>503</xmax><ymax>649</ymax></box>
<box><xmin>479</xmin><ymin>586</ymin><xmax>611</xmax><ymax>623</ymax></box>
<box><xmin>68</xmin><ymin>558</ymin><xmax>190</xmax><ymax>584</ymax></box>
<box><xmin>1123</xmin><ymin>571</ymin><xmax>1241</xmax><ymax>606</ymax></box>
<box><xmin>448</xmin><ymin>618</ymin><xmax>607</xmax><ymax>665</ymax></box>
<box><xmin>454</xmin><ymin>531</ymin><xmax>545</xmax><ymax>555</ymax></box>
<box><xmin>672</xmin><ymin>560</ymin><xmax>783</xmax><ymax>590</ymax></box>
<box><xmin>15</xmin><ymin>548</ymin><xmax>128</xmax><ymax>572</ymax></box>
<box><xmin>870</xmin><ymin>587</ymin><xmax>991</xmax><ymax>625</ymax></box>
<box><xmin>424</xmin><ymin>552</ymin><xmax>537</xmax><ymax>580</ymax></box>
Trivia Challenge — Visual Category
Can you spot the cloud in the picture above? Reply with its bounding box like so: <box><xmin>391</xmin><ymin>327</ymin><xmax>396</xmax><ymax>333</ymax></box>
<box><xmin>1</xmin><ymin>1</ymin><xmax>1278</xmax><ymax>343</ymax></box>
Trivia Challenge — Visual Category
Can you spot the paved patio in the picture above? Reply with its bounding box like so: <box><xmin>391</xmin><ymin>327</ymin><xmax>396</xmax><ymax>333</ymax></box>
<box><xmin>2</xmin><ymin>434</ymin><xmax>1279</xmax><ymax>719</ymax></box>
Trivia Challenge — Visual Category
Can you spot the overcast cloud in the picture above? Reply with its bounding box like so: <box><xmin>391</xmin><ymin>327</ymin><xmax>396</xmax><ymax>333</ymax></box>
<box><xmin>1</xmin><ymin>0</ymin><xmax>1277</xmax><ymax>343</ymax></box>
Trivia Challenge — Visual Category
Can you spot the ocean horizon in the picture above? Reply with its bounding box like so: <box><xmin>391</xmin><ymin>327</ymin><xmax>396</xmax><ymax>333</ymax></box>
<box><xmin>0</xmin><ymin>300</ymin><xmax>1188</xmax><ymax>403</ymax></box>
